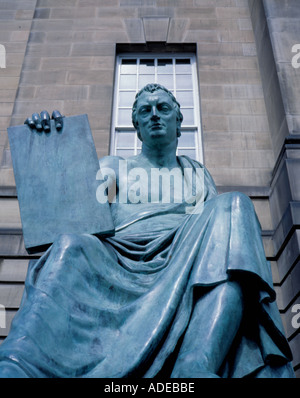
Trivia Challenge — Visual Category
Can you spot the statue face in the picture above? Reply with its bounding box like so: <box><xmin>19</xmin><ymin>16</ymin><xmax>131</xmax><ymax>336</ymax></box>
<box><xmin>135</xmin><ymin>90</ymin><xmax>178</xmax><ymax>148</ymax></box>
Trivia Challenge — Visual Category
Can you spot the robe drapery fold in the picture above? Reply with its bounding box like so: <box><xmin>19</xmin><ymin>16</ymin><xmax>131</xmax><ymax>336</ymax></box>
<box><xmin>0</xmin><ymin>157</ymin><xmax>294</xmax><ymax>378</ymax></box>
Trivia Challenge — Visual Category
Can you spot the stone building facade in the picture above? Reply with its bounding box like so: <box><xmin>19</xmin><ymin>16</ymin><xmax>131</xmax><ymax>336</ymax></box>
<box><xmin>0</xmin><ymin>0</ymin><xmax>299</xmax><ymax>377</ymax></box>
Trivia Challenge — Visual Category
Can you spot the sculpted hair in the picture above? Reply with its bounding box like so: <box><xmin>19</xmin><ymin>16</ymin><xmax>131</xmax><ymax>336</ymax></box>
<box><xmin>131</xmin><ymin>83</ymin><xmax>184</xmax><ymax>137</ymax></box>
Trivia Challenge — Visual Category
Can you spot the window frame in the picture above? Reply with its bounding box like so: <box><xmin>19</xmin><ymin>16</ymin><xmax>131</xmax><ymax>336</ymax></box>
<box><xmin>110</xmin><ymin>53</ymin><xmax>203</xmax><ymax>163</ymax></box>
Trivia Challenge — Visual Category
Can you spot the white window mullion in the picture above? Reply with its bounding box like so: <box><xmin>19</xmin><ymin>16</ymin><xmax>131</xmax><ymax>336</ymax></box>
<box><xmin>173</xmin><ymin>58</ymin><xmax>176</xmax><ymax>97</ymax></box>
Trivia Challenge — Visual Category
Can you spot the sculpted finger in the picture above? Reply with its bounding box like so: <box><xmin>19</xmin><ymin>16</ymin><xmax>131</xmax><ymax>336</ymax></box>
<box><xmin>32</xmin><ymin>113</ymin><xmax>43</xmax><ymax>131</ymax></box>
<box><xmin>52</xmin><ymin>110</ymin><xmax>64</xmax><ymax>131</ymax></box>
<box><xmin>40</xmin><ymin>110</ymin><xmax>51</xmax><ymax>133</ymax></box>
<box><xmin>24</xmin><ymin>117</ymin><xmax>35</xmax><ymax>129</ymax></box>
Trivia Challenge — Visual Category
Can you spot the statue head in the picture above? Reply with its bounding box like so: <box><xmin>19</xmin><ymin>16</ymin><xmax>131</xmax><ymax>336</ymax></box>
<box><xmin>131</xmin><ymin>83</ymin><xmax>183</xmax><ymax>141</ymax></box>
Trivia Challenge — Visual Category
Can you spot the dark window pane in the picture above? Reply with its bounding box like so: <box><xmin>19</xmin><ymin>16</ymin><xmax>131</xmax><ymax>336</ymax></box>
<box><xmin>175</xmin><ymin>59</ymin><xmax>191</xmax><ymax>74</ymax></box>
<box><xmin>139</xmin><ymin>59</ymin><xmax>155</xmax><ymax>74</ymax></box>
<box><xmin>157</xmin><ymin>59</ymin><xmax>173</xmax><ymax>74</ymax></box>
<box><xmin>121</xmin><ymin>59</ymin><xmax>137</xmax><ymax>74</ymax></box>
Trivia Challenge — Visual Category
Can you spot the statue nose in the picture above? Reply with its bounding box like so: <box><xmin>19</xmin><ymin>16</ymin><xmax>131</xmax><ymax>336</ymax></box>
<box><xmin>151</xmin><ymin>106</ymin><xmax>159</xmax><ymax>119</ymax></box>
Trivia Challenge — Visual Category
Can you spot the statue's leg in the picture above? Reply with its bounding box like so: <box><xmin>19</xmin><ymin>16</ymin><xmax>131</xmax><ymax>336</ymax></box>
<box><xmin>171</xmin><ymin>281</ymin><xmax>243</xmax><ymax>378</ymax></box>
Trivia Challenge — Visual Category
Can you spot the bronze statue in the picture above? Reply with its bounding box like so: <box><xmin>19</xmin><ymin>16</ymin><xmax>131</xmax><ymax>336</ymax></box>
<box><xmin>0</xmin><ymin>84</ymin><xmax>295</xmax><ymax>378</ymax></box>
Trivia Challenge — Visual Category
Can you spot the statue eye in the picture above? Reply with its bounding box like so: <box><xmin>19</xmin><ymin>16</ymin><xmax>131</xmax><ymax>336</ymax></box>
<box><xmin>139</xmin><ymin>106</ymin><xmax>151</xmax><ymax>116</ymax></box>
<box><xmin>158</xmin><ymin>103</ymin><xmax>171</xmax><ymax>113</ymax></box>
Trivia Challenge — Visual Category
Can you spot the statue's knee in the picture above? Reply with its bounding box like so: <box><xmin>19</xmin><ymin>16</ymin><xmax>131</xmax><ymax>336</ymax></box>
<box><xmin>230</xmin><ymin>191</ymin><xmax>253</xmax><ymax>208</ymax></box>
<box><xmin>215</xmin><ymin>191</ymin><xmax>254</xmax><ymax>215</ymax></box>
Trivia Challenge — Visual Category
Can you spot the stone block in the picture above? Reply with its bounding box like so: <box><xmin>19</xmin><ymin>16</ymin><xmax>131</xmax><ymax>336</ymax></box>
<box><xmin>189</xmin><ymin>18</ymin><xmax>239</xmax><ymax>30</ymax></box>
<box><xmin>157</xmin><ymin>0</ymin><xmax>194</xmax><ymax>6</ymax></box>
<box><xmin>263</xmin><ymin>0</ymin><xmax>300</xmax><ymax>19</ymax></box>
<box><xmin>88</xmin><ymin>85</ymin><xmax>113</xmax><ymax>103</ymax></box>
<box><xmin>208</xmin><ymin>165</ymin><xmax>272</xmax><ymax>187</ymax></box>
<box><xmin>143</xmin><ymin>17</ymin><xmax>170</xmax><ymax>42</ymax></box>
<box><xmin>71</xmin><ymin>43</ymin><xmax>115</xmax><ymax>56</ymax></box>
<box><xmin>199</xmin><ymin>69</ymin><xmax>261</xmax><ymax>85</ymax></box>
<box><xmin>269</xmin><ymin>162</ymin><xmax>292</xmax><ymax>230</ymax></box>
<box><xmin>232</xmin><ymin>149</ymin><xmax>274</xmax><ymax>169</ymax></box>
<box><xmin>268</xmin><ymin>19</ymin><xmax>300</xmax><ymax>63</ymax></box>
<box><xmin>35</xmin><ymin>85</ymin><xmax>89</xmax><ymax>101</ymax></box>
<box><xmin>33</xmin><ymin>8</ymin><xmax>50</xmax><ymax>19</ymax></box>
<box><xmin>219</xmin><ymin>29</ymin><xmax>255</xmax><ymax>43</ymax></box>
<box><xmin>120</xmin><ymin>0</ymin><xmax>155</xmax><ymax>6</ymax></box>
<box><xmin>197</xmin><ymin>42</ymin><xmax>244</xmax><ymax>56</ymax></box>
<box><xmin>0</xmin><ymin>259</ymin><xmax>29</xmax><ymax>282</ymax></box>
<box><xmin>40</xmin><ymin>57</ymin><xmax>91</xmax><ymax>71</ymax></box>
<box><xmin>200</xmin><ymin>85</ymin><xmax>224</xmax><ymax>100</ymax></box>
<box><xmin>287</xmin><ymin>159</ymin><xmax>300</xmax><ymax>201</ymax></box>
<box><xmin>138</xmin><ymin>7</ymin><xmax>174</xmax><ymax>18</ymax></box>
<box><xmin>276</xmin><ymin>63</ymin><xmax>300</xmax><ymax>115</ymax></box>
<box><xmin>276</xmin><ymin>230</ymin><xmax>300</xmax><ymax>282</ymax></box>
<box><xmin>78</xmin><ymin>0</ymin><xmax>119</xmax><ymax>6</ymax></box>
<box><xmin>216</xmin><ymin>6</ymin><xmax>250</xmax><ymax>19</ymax></box>
<box><xmin>286</xmin><ymin>115</ymin><xmax>300</xmax><ymax>135</ymax></box>
<box><xmin>0</xmin><ymin>309</ymin><xmax>18</xmax><ymax>338</ymax></box>
<box><xmin>26</xmin><ymin>43</ymin><xmax>72</xmax><ymax>57</ymax></box>
<box><xmin>167</xmin><ymin>18</ymin><xmax>189</xmax><ymax>43</ymax></box>
<box><xmin>238</xmin><ymin>17</ymin><xmax>253</xmax><ymax>31</ymax></box>
<box><xmin>43</xmin><ymin>31</ymin><xmax>73</xmax><ymax>44</ymax></box>
<box><xmin>94</xmin><ymin>30</ymin><xmax>129</xmax><ymax>43</ymax></box>
<box><xmin>36</xmin><ymin>0</ymin><xmax>76</xmax><ymax>7</ymax></box>
<box><xmin>270</xmin><ymin>260</ymin><xmax>280</xmax><ymax>284</ymax></box>
<box><xmin>0</xmin><ymin>117</ymin><xmax>11</xmax><ymax>130</ymax></box>
<box><xmin>97</xmin><ymin>7</ymin><xmax>136</xmax><ymax>19</ymax></box>
<box><xmin>204</xmin><ymin>150</ymin><xmax>231</xmax><ymax>168</ymax></box>
<box><xmin>175</xmin><ymin>7</ymin><xmax>216</xmax><ymax>19</ymax></box>
<box><xmin>20</xmin><ymin>70</ymin><xmax>67</xmax><ymax>86</ymax></box>
<box><xmin>21</xmin><ymin>56</ymin><xmax>41</xmax><ymax>71</ymax></box>
<box><xmin>223</xmin><ymin>84</ymin><xmax>264</xmax><ymax>99</ymax></box>
<box><xmin>31</xmin><ymin>19</ymin><xmax>74</xmax><ymax>32</ymax></box>
<box><xmin>0</xmin><ymin>231</ymin><xmax>28</xmax><ymax>257</ymax></box>
<box><xmin>0</xmin><ymin>167</ymin><xmax>16</xmax><ymax>187</ymax></box>
<box><xmin>0</xmin><ymin>1</ymin><xmax>36</xmax><ymax>11</ymax></box>
<box><xmin>252</xmin><ymin>198</ymin><xmax>273</xmax><ymax>230</ymax></box>
<box><xmin>0</xmin><ymin>77</ymin><xmax>19</xmax><ymax>90</ymax></box>
<box><xmin>202</xmin><ymin>115</ymin><xmax>229</xmax><ymax>133</ymax></box>
<box><xmin>276</xmin><ymin>261</ymin><xmax>300</xmax><ymax>312</ymax></box>
<box><xmin>15</xmin><ymin>10</ymin><xmax>35</xmax><ymax>20</ymax></box>
<box><xmin>124</xmin><ymin>18</ymin><xmax>145</xmax><ymax>43</ymax></box>
<box><xmin>28</xmin><ymin>31</ymin><xmax>46</xmax><ymax>44</ymax></box>
<box><xmin>73</xmin><ymin>17</ymin><xmax>124</xmax><ymax>31</ymax></box>
<box><xmin>12</xmin><ymin>100</ymin><xmax>65</xmax><ymax>118</ymax></box>
<box><xmin>66</xmin><ymin>70</ymin><xmax>113</xmax><ymax>85</ymax></box>
<box><xmin>228</xmin><ymin>115</ymin><xmax>269</xmax><ymax>132</ymax></box>
<box><xmin>0</xmin><ymin>284</ymin><xmax>24</xmax><ymax>308</ymax></box>
<box><xmin>90</xmin><ymin>56</ymin><xmax>115</xmax><ymax>70</ymax></box>
<box><xmin>0</xmin><ymin>104</ymin><xmax>14</xmax><ymax>117</ymax></box>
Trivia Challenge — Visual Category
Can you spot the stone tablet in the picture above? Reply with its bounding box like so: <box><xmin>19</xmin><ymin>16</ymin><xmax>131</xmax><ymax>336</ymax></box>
<box><xmin>8</xmin><ymin>114</ymin><xmax>115</xmax><ymax>254</ymax></box>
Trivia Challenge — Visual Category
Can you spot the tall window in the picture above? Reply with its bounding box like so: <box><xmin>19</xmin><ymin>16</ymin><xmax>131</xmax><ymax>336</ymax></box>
<box><xmin>111</xmin><ymin>54</ymin><xmax>203</xmax><ymax>162</ymax></box>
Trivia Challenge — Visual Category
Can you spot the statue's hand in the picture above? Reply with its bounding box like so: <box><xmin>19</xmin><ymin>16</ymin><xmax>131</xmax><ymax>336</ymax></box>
<box><xmin>24</xmin><ymin>110</ymin><xmax>64</xmax><ymax>132</ymax></box>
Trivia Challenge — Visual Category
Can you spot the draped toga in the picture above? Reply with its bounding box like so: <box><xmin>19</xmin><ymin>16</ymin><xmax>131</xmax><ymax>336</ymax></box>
<box><xmin>0</xmin><ymin>156</ymin><xmax>294</xmax><ymax>378</ymax></box>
